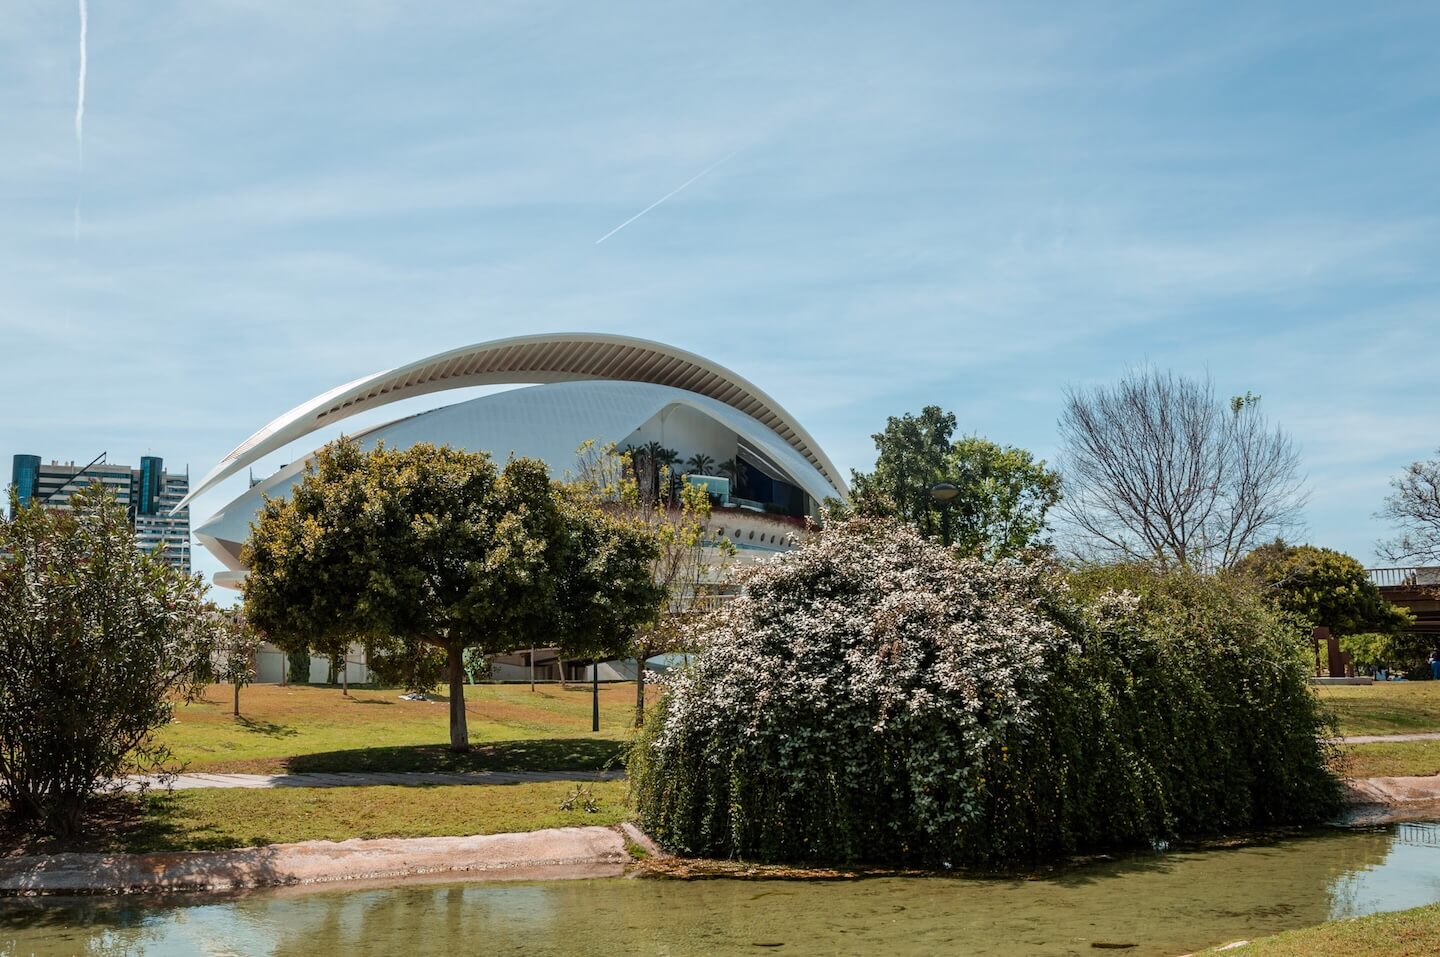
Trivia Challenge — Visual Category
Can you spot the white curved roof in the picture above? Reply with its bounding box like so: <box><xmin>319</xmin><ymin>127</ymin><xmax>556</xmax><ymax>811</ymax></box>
<box><xmin>195</xmin><ymin>380</ymin><xmax>841</xmax><ymax>570</ymax></box>
<box><xmin>180</xmin><ymin>333</ymin><xmax>846</xmax><ymax>510</ymax></box>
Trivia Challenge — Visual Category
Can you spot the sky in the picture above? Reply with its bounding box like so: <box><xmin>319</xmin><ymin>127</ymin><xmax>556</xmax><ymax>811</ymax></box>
<box><xmin>2</xmin><ymin>1</ymin><xmax>1437</xmax><ymax>592</ymax></box>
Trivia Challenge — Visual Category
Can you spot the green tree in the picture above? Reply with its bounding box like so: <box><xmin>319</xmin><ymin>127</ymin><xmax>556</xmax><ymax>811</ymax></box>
<box><xmin>0</xmin><ymin>485</ymin><xmax>220</xmax><ymax>836</ymax></box>
<box><xmin>849</xmin><ymin>406</ymin><xmax>1061</xmax><ymax>558</ymax></box>
<box><xmin>244</xmin><ymin>439</ymin><xmax>661</xmax><ymax>752</ymax></box>
<box><xmin>943</xmin><ymin>436</ymin><xmax>1062</xmax><ymax>559</ymax></box>
<box><xmin>1233</xmin><ymin>541</ymin><xmax>1414</xmax><ymax>636</ymax></box>
<box><xmin>214</xmin><ymin>612</ymin><xmax>262</xmax><ymax>717</ymax></box>
<box><xmin>849</xmin><ymin>405</ymin><xmax>956</xmax><ymax>538</ymax></box>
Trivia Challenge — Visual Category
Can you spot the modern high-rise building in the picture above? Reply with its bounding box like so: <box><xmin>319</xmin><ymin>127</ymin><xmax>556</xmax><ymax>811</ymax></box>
<box><xmin>8</xmin><ymin>454</ymin><xmax>192</xmax><ymax>574</ymax></box>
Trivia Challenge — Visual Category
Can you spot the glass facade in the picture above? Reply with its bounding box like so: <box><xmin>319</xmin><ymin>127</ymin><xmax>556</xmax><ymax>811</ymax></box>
<box><xmin>137</xmin><ymin>456</ymin><xmax>163</xmax><ymax>516</ymax></box>
<box><xmin>10</xmin><ymin>454</ymin><xmax>40</xmax><ymax>516</ymax></box>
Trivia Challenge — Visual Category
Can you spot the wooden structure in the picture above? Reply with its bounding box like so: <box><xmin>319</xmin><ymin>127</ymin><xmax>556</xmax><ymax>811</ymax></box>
<box><xmin>1313</xmin><ymin>626</ymin><xmax>1354</xmax><ymax>678</ymax></box>
<box><xmin>1367</xmin><ymin>567</ymin><xmax>1440</xmax><ymax>640</ymax></box>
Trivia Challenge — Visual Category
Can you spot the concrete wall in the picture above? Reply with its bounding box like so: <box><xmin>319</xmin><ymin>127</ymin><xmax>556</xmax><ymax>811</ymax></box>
<box><xmin>254</xmin><ymin>642</ymin><xmax>371</xmax><ymax>685</ymax></box>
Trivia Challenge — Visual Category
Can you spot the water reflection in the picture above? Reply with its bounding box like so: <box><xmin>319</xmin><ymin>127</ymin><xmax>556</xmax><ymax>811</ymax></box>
<box><xmin>3</xmin><ymin>825</ymin><xmax>1438</xmax><ymax>957</ymax></box>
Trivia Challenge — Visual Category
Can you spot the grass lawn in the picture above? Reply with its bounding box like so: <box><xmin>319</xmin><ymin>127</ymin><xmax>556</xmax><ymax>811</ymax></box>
<box><xmin>1199</xmin><ymin>902</ymin><xmax>1440</xmax><ymax>955</ymax></box>
<box><xmin>1318</xmin><ymin>682</ymin><xmax>1440</xmax><ymax>737</ymax></box>
<box><xmin>161</xmin><ymin>682</ymin><xmax>650</xmax><ymax>774</ymax></box>
<box><xmin>1342</xmin><ymin>740</ymin><xmax>1440</xmax><ymax>779</ymax></box>
<box><xmin>2</xmin><ymin>781</ymin><xmax>630</xmax><ymax>855</ymax></box>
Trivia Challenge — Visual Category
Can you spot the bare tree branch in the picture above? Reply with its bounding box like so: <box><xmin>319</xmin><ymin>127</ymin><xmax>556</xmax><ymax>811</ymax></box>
<box><xmin>1378</xmin><ymin>450</ymin><xmax>1440</xmax><ymax>565</ymax></box>
<box><xmin>1058</xmin><ymin>370</ymin><xmax>1306</xmax><ymax>570</ymax></box>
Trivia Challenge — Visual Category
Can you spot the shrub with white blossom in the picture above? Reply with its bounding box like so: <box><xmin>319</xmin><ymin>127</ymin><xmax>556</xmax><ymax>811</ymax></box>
<box><xmin>629</xmin><ymin>518</ymin><xmax>1341</xmax><ymax>866</ymax></box>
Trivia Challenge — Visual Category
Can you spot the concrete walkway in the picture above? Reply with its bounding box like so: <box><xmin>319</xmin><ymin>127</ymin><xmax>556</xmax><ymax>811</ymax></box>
<box><xmin>1332</xmin><ymin>732</ymin><xmax>1440</xmax><ymax>745</ymax></box>
<box><xmin>126</xmin><ymin>769</ymin><xmax>625</xmax><ymax>791</ymax></box>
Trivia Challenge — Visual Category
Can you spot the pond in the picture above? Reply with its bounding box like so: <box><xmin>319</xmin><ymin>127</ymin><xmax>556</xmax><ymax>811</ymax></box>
<box><xmin>4</xmin><ymin>823</ymin><xmax>1440</xmax><ymax>956</ymax></box>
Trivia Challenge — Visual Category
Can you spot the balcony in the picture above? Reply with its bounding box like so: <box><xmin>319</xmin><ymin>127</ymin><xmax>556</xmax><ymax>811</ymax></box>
<box><xmin>1367</xmin><ymin>567</ymin><xmax>1440</xmax><ymax>588</ymax></box>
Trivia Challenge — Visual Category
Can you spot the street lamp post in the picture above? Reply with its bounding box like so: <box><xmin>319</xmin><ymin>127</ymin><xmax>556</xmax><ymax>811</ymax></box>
<box><xmin>929</xmin><ymin>482</ymin><xmax>960</xmax><ymax>547</ymax></box>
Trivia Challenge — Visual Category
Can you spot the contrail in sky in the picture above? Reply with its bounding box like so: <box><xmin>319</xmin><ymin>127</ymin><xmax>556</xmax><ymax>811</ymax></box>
<box><xmin>73</xmin><ymin>0</ymin><xmax>88</xmax><ymax>242</ymax></box>
<box><xmin>595</xmin><ymin>148</ymin><xmax>740</xmax><ymax>245</ymax></box>
<box><xmin>76</xmin><ymin>0</ymin><xmax>87</xmax><ymax>163</ymax></box>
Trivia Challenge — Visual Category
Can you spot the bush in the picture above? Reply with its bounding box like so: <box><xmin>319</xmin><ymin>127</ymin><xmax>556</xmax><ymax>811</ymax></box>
<box><xmin>0</xmin><ymin>486</ymin><xmax>220</xmax><ymax>836</ymax></box>
<box><xmin>629</xmin><ymin>518</ymin><xmax>1341</xmax><ymax>867</ymax></box>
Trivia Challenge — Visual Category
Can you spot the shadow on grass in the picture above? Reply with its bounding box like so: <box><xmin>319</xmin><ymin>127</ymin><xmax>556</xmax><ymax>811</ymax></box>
<box><xmin>0</xmin><ymin>793</ymin><xmax>270</xmax><ymax>857</ymax></box>
<box><xmin>281</xmin><ymin>738</ymin><xmax>627</xmax><ymax>774</ymax></box>
<box><xmin>235</xmin><ymin>716</ymin><xmax>299</xmax><ymax>738</ymax></box>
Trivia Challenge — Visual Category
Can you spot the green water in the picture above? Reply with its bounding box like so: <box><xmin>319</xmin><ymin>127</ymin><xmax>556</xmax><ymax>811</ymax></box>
<box><xmin>4</xmin><ymin>824</ymin><xmax>1440</xmax><ymax>956</ymax></box>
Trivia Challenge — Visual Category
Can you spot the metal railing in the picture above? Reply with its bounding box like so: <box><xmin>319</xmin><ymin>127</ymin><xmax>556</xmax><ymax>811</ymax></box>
<box><xmin>1367</xmin><ymin>567</ymin><xmax>1440</xmax><ymax>588</ymax></box>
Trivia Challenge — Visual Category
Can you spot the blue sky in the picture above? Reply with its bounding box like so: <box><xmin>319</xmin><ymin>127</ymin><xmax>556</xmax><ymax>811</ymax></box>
<box><xmin>3</xmin><ymin>1</ymin><xmax>1437</xmax><ymax>589</ymax></box>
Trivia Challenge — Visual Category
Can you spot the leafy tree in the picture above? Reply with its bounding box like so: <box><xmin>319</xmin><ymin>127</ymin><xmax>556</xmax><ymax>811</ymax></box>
<box><xmin>942</xmin><ymin>437</ymin><xmax>1062</xmax><ymax>559</ymax></box>
<box><xmin>849</xmin><ymin>405</ymin><xmax>956</xmax><ymax>539</ymax></box>
<box><xmin>1233</xmin><ymin>541</ymin><xmax>1413</xmax><ymax>636</ymax></box>
<box><xmin>574</xmin><ymin>442</ymin><xmax>731</xmax><ymax>726</ymax></box>
<box><xmin>685</xmin><ymin>453</ymin><xmax>715</xmax><ymax>476</ymax></box>
<box><xmin>0</xmin><ymin>485</ymin><xmax>219</xmax><ymax>836</ymax></box>
<box><xmin>849</xmin><ymin>407</ymin><xmax>1060</xmax><ymax>558</ymax></box>
<box><xmin>244</xmin><ymin>439</ymin><xmax>661</xmax><ymax>752</ymax></box>
<box><xmin>1379</xmin><ymin>450</ymin><xmax>1440</xmax><ymax>566</ymax></box>
<box><xmin>213</xmin><ymin>612</ymin><xmax>262</xmax><ymax>717</ymax></box>
<box><xmin>1058</xmin><ymin>372</ymin><xmax>1306</xmax><ymax>570</ymax></box>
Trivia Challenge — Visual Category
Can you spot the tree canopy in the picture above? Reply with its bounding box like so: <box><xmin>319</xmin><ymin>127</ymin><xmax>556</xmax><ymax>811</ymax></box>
<box><xmin>244</xmin><ymin>439</ymin><xmax>663</xmax><ymax>751</ymax></box>
<box><xmin>0</xmin><ymin>485</ymin><xmax>219</xmax><ymax>836</ymax></box>
<box><xmin>1233</xmin><ymin>541</ymin><xmax>1413</xmax><ymax>637</ymax></box>
<box><xmin>849</xmin><ymin>406</ymin><xmax>1061</xmax><ymax>559</ymax></box>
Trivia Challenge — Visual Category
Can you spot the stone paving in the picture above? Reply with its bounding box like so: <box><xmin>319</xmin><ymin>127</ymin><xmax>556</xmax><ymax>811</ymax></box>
<box><xmin>125</xmin><ymin>769</ymin><xmax>625</xmax><ymax>791</ymax></box>
<box><xmin>1331</xmin><ymin>732</ymin><xmax>1440</xmax><ymax>745</ymax></box>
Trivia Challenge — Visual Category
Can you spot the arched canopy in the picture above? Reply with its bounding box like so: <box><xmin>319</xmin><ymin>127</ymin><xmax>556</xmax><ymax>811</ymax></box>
<box><xmin>178</xmin><ymin>333</ymin><xmax>848</xmax><ymax>510</ymax></box>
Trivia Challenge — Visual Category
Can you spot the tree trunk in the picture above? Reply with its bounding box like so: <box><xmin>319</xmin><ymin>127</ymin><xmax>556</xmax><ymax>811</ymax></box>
<box><xmin>634</xmin><ymin>657</ymin><xmax>646</xmax><ymax>728</ymax></box>
<box><xmin>341</xmin><ymin>652</ymin><xmax>349</xmax><ymax>697</ymax></box>
<box><xmin>233</xmin><ymin>682</ymin><xmax>240</xmax><ymax>717</ymax></box>
<box><xmin>447</xmin><ymin>642</ymin><xmax>469</xmax><ymax>752</ymax></box>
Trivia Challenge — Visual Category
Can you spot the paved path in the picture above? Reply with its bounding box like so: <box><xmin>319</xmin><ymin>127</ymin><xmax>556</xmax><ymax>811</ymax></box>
<box><xmin>126</xmin><ymin>769</ymin><xmax>625</xmax><ymax>791</ymax></box>
<box><xmin>1332</xmin><ymin>732</ymin><xmax>1440</xmax><ymax>745</ymax></box>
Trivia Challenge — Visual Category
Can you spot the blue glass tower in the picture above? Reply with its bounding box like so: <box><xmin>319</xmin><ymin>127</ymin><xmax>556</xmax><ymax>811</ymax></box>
<box><xmin>10</xmin><ymin>454</ymin><xmax>40</xmax><ymax>517</ymax></box>
<box><xmin>137</xmin><ymin>456</ymin><xmax>163</xmax><ymax>516</ymax></box>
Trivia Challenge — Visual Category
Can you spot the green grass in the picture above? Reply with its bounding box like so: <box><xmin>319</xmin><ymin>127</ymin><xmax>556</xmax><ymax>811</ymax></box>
<box><xmin>5</xmin><ymin>781</ymin><xmax>631</xmax><ymax>855</ymax></box>
<box><xmin>1318</xmin><ymin>682</ymin><xmax>1440</xmax><ymax>737</ymax></box>
<box><xmin>1343</xmin><ymin>740</ymin><xmax>1440</xmax><ymax>779</ymax></box>
<box><xmin>161</xmin><ymin>682</ymin><xmax>646</xmax><ymax>774</ymax></box>
<box><xmin>1199</xmin><ymin>902</ymin><xmax>1440</xmax><ymax>955</ymax></box>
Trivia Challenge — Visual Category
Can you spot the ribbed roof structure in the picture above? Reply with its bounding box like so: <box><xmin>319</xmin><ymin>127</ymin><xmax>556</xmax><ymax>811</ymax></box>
<box><xmin>180</xmin><ymin>333</ymin><xmax>846</xmax><ymax>509</ymax></box>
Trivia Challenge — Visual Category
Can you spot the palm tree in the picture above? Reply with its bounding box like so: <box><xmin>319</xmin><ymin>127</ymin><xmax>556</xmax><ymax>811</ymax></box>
<box><xmin>718</xmin><ymin>457</ymin><xmax>746</xmax><ymax>497</ymax></box>
<box><xmin>686</xmin><ymin>453</ymin><xmax>715</xmax><ymax>476</ymax></box>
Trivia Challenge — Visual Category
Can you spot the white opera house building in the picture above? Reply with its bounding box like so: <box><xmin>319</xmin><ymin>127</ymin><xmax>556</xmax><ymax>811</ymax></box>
<box><xmin>183</xmin><ymin>333</ymin><xmax>848</xmax><ymax>684</ymax></box>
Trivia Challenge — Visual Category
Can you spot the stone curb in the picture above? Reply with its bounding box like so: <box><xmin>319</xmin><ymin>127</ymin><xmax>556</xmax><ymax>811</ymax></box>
<box><xmin>0</xmin><ymin>826</ymin><xmax>630</xmax><ymax>896</ymax></box>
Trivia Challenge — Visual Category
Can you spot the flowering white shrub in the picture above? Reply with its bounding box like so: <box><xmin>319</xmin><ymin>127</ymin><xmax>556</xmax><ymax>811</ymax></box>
<box><xmin>630</xmin><ymin>516</ymin><xmax>1067</xmax><ymax>863</ymax></box>
<box><xmin>630</xmin><ymin>519</ymin><xmax>1343</xmax><ymax>867</ymax></box>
